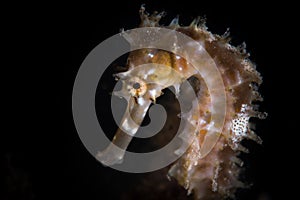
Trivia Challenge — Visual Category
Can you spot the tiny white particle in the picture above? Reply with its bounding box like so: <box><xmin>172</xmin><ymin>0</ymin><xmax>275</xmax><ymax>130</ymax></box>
<box><xmin>137</xmin><ymin>97</ymin><xmax>145</xmax><ymax>105</ymax></box>
<box><xmin>149</xmin><ymin>89</ymin><xmax>157</xmax><ymax>98</ymax></box>
<box><xmin>148</xmin><ymin>53</ymin><xmax>154</xmax><ymax>58</ymax></box>
<box><xmin>122</xmin><ymin>119</ymin><xmax>130</xmax><ymax>131</ymax></box>
<box><xmin>146</xmin><ymin>68</ymin><xmax>155</xmax><ymax>75</ymax></box>
<box><xmin>176</xmin><ymin>55</ymin><xmax>181</xmax><ymax>59</ymax></box>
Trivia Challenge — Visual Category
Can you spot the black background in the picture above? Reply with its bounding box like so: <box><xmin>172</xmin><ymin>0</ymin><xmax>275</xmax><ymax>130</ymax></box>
<box><xmin>2</xmin><ymin>0</ymin><xmax>296</xmax><ymax>199</ymax></box>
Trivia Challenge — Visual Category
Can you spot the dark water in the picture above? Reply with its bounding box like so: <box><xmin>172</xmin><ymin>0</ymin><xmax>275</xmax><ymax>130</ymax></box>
<box><xmin>2</xmin><ymin>0</ymin><xmax>292</xmax><ymax>199</ymax></box>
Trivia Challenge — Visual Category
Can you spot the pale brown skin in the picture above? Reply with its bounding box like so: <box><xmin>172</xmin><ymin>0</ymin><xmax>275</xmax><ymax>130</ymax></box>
<box><xmin>116</xmin><ymin>6</ymin><xmax>266</xmax><ymax>200</ymax></box>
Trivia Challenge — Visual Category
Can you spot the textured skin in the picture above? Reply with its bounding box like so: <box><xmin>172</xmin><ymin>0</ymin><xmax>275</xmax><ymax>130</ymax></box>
<box><xmin>119</xmin><ymin>6</ymin><xmax>266</xmax><ymax>200</ymax></box>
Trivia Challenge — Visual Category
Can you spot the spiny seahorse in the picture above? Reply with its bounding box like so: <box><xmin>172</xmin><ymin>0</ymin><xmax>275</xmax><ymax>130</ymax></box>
<box><xmin>98</xmin><ymin>5</ymin><xmax>266</xmax><ymax>199</ymax></box>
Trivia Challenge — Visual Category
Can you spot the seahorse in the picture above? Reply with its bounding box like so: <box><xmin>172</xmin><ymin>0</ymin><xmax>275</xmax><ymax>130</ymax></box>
<box><xmin>97</xmin><ymin>5</ymin><xmax>266</xmax><ymax>199</ymax></box>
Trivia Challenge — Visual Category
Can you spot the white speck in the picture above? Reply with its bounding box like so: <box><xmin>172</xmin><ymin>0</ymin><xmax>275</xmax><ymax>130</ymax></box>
<box><xmin>148</xmin><ymin>53</ymin><xmax>154</xmax><ymax>58</ymax></box>
<box><xmin>122</xmin><ymin>119</ymin><xmax>130</xmax><ymax>131</ymax></box>
<box><xmin>176</xmin><ymin>55</ymin><xmax>181</xmax><ymax>59</ymax></box>
<box><xmin>149</xmin><ymin>89</ymin><xmax>157</xmax><ymax>98</ymax></box>
<box><xmin>146</xmin><ymin>68</ymin><xmax>155</xmax><ymax>75</ymax></box>
<box><xmin>199</xmin><ymin>119</ymin><xmax>206</xmax><ymax>126</ymax></box>
<box><xmin>137</xmin><ymin>97</ymin><xmax>145</xmax><ymax>105</ymax></box>
<box><xmin>143</xmin><ymin>106</ymin><xmax>149</xmax><ymax>113</ymax></box>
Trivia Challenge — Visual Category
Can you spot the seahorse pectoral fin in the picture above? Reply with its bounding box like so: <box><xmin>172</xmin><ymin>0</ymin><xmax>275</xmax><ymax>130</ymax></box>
<box><xmin>97</xmin><ymin>97</ymin><xmax>152</xmax><ymax>166</ymax></box>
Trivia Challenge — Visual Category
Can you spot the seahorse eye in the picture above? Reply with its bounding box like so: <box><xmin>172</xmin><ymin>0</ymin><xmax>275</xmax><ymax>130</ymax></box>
<box><xmin>127</xmin><ymin>77</ymin><xmax>147</xmax><ymax>97</ymax></box>
<box><xmin>133</xmin><ymin>82</ymin><xmax>140</xmax><ymax>89</ymax></box>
